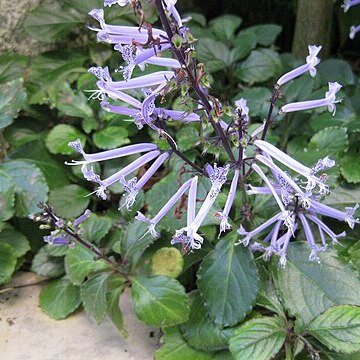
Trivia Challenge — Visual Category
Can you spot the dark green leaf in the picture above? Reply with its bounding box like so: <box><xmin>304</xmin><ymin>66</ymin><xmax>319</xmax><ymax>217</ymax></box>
<box><xmin>45</xmin><ymin>124</ymin><xmax>86</xmax><ymax>155</ymax></box>
<box><xmin>245</xmin><ymin>24</ymin><xmax>282</xmax><ymax>46</ymax></box>
<box><xmin>323</xmin><ymin>186</ymin><xmax>360</xmax><ymax>206</ymax></box>
<box><xmin>93</xmin><ymin>126</ymin><xmax>130</xmax><ymax>150</ymax></box>
<box><xmin>197</xmin><ymin>232</ymin><xmax>259</xmax><ymax>327</ymax></box>
<box><xmin>0</xmin><ymin>171</ymin><xmax>15</xmax><ymax>221</ymax></box>
<box><xmin>131</xmin><ymin>275</ymin><xmax>190</xmax><ymax>326</ymax></box>
<box><xmin>31</xmin><ymin>246</ymin><xmax>65</xmax><ymax>278</ymax></box>
<box><xmin>0</xmin><ymin>53</ymin><xmax>26</xmax><ymax>84</ymax></box>
<box><xmin>236</xmin><ymin>49</ymin><xmax>282</xmax><ymax>84</ymax></box>
<box><xmin>0</xmin><ymin>226</ymin><xmax>30</xmax><ymax>258</ymax></box>
<box><xmin>180</xmin><ymin>291</ymin><xmax>235</xmax><ymax>351</ymax></box>
<box><xmin>81</xmin><ymin>272</ymin><xmax>111</xmax><ymax>323</ymax></box>
<box><xmin>340</xmin><ymin>152</ymin><xmax>360</xmax><ymax>183</ymax></box>
<box><xmin>232</xmin><ymin>31</ymin><xmax>257</xmax><ymax>61</ymax></box>
<box><xmin>317</xmin><ymin>59</ymin><xmax>355</xmax><ymax>86</ymax></box>
<box><xmin>0</xmin><ymin>160</ymin><xmax>48</xmax><ymax>217</ymax></box>
<box><xmin>0</xmin><ymin>243</ymin><xmax>17</xmax><ymax>285</ymax></box>
<box><xmin>39</xmin><ymin>278</ymin><xmax>81</xmax><ymax>320</ymax></box>
<box><xmin>209</xmin><ymin>15</ymin><xmax>242</xmax><ymax>41</ymax></box>
<box><xmin>48</xmin><ymin>184</ymin><xmax>90</xmax><ymax>218</ymax></box>
<box><xmin>307</xmin><ymin>305</ymin><xmax>360</xmax><ymax>353</ymax></box>
<box><xmin>282</xmin><ymin>75</ymin><xmax>315</xmax><ymax>102</ymax></box>
<box><xmin>197</xmin><ymin>38</ymin><xmax>232</xmax><ymax>72</ymax></box>
<box><xmin>273</xmin><ymin>243</ymin><xmax>360</xmax><ymax>326</ymax></box>
<box><xmin>80</xmin><ymin>213</ymin><xmax>112</xmax><ymax>243</ymax></box>
<box><xmin>177</xmin><ymin>126</ymin><xmax>199</xmax><ymax>151</ymax></box>
<box><xmin>229</xmin><ymin>316</ymin><xmax>286</xmax><ymax>360</ymax></box>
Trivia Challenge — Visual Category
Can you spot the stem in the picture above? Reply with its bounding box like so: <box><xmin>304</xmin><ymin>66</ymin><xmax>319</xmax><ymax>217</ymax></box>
<box><xmin>0</xmin><ymin>279</ymin><xmax>49</xmax><ymax>294</ymax></box>
<box><xmin>285</xmin><ymin>340</ymin><xmax>294</xmax><ymax>360</ymax></box>
<box><xmin>153</xmin><ymin>0</ymin><xmax>235</xmax><ymax>163</ymax></box>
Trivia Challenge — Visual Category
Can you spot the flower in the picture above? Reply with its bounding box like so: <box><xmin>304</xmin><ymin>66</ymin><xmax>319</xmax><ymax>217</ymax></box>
<box><xmin>277</xmin><ymin>45</ymin><xmax>322</xmax><ymax>86</ymax></box>
<box><xmin>281</xmin><ymin>82</ymin><xmax>342</xmax><ymax>115</ymax></box>
<box><xmin>104</xmin><ymin>0</ymin><xmax>130</xmax><ymax>7</ymax></box>
<box><xmin>350</xmin><ymin>24</ymin><xmax>360</xmax><ymax>39</ymax></box>
<box><xmin>235</xmin><ymin>98</ymin><xmax>249</xmax><ymax>125</ymax></box>
<box><xmin>342</xmin><ymin>0</ymin><xmax>360</xmax><ymax>13</ymax></box>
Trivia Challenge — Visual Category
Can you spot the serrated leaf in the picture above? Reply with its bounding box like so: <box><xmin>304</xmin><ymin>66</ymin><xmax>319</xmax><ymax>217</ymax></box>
<box><xmin>80</xmin><ymin>213</ymin><xmax>112</xmax><ymax>244</ymax></box>
<box><xmin>307</xmin><ymin>305</ymin><xmax>360</xmax><ymax>353</ymax></box>
<box><xmin>340</xmin><ymin>152</ymin><xmax>360</xmax><ymax>183</ymax></box>
<box><xmin>93</xmin><ymin>126</ymin><xmax>130</xmax><ymax>150</ymax></box>
<box><xmin>0</xmin><ymin>226</ymin><xmax>30</xmax><ymax>258</ymax></box>
<box><xmin>209</xmin><ymin>15</ymin><xmax>242</xmax><ymax>41</ymax></box>
<box><xmin>197</xmin><ymin>232</ymin><xmax>259</xmax><ymax>327</ymax></box>
<box><xmin>0</xmin><ymin>243</ymin><xmax>17</xmax><ymax>285</ymax></box>
<box><xmin>282</xmin><ymin>75</ymin><xmax>315</xmax><ymax>102</ymax></box>
<box><xmin>131</xmin><ymin>275</ymin><xmax>190</xmax><ymax>326</ymax></box>
<box><xmin>45</xmin><ymin>124</ymin><xmax>86</xmax><ymax>155</ymax></box>
<box><xmin>45</xmin><ymin>244</ymin><xmax>68</xmax><ymax>257</ymax></box>
<box><xmin>0</xmin><ymin>160</ymin><xmax>48</xmax><ymax>217</ymax></box>
<box><xmin>229</xmin><ymin>316</ymin><xmax>286</xmax><ymax>360</ymax></box>
<box><xmin>31</xmin><ymin>246</ymin><xmax>64</xmax><ymax>278</ymax></box>
<box><xmin>48</xmin><ymin>184</ymin><xmax>90</xmax><ymax>218</ymax></box>
<box><xmin>236</xmin><ymin>49</ymin><xmax>282</xmax><ymax>84</ymax></box>
<box><xmin>156</xmin><ymin>326</ymin><xmax>214</xmax><ymax>360</ymax></box>
<box><xmin>0</xmin><ymin>79</ymin><xmax>27</xmax><ymax>129</ymax></box>
<box><xmin>273</xmin><ymin>243</ymin><xmax>360</xmax><ymax>326</ymax></box>
<box><xmin>39</xmin><ymin>278</ymin><xmax>81</xmax><ymax>320</ymax></box>
<box><xmin>180</xmin><ymin>291</ymin><xmax>235</xmax><ymax>351</ymax></box>
<box><xmin>65</xmin><ymin>243</ymin><xmax>111</xmax><ymax>286</ymax></box>
<box><xmin>81</xmin><ymin>272</ymin><xmax>111</xmax><ymax>323</ymax></box>
<box><xmin>177</xmin><ymin>126</ymin><xmax>199</xmax><ymax>151</ymax></box>
<box><xmin>323</xmin><ymin>186</ymin><xmax>360</xmax><ymax>206</ymax></box>
<box><xmin>106</xmin><ymin>274</ymin><xmax>128</xmax><ymax>337</ymax></box>
<box><xmin>197</xmin><ymin>38</ymin><xmax>232</xmax><ymax>72</ymax></box>
<box><xmin>0</xmin><ymin>53</ymin><xmax>26</xmax><ymax>84</ymax></box>
<box><xmin>232</xmin><ymin>31</ymin><xmax>257</xmax><ymax>61</ymax></box>
<box><xmin>0</xmin><ymin>171</ymin><xmax>15</xmax><ymax>221</ymax></box>
<box><xmin>317</xmin><ymin>59</ymin><xmax>355</xmax><ymax>86</ymax></box>
<box><xmin>245</xmin><ymin>24</ymin><xmax>282</xmax><ymax>46</ymax></box>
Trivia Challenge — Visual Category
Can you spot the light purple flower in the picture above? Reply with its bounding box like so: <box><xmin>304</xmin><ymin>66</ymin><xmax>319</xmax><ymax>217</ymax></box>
<box><xmin>164</xmin><ymin>0</ymin><xmax>183</xmax><ymax>27</ymax></box>
<box><xmin>277</xmin><ymin>45</ymin><xmax>322</xmax><ymax>86</ymax></box>
<box><xmin>104</xmin><ymin>0</ymin><xmax>130</xmax><ymax>7</ymax></box>
<box><xmin>74</xmin><ymin>209</ymin><xmax>92</xmax><ymax>226</ymax></box>
<box><xmin>235</xmin><ymin>98</ymin><xmax>249</xmax><ymax>124</ymax></box>
<box><xmin>343</xmin><ymin>0</ymin><xmax>360</xmax><ymax>12</ymax></box>
<box><xmin>350</xmin><ymin>24</ymin><xmax>360</xmax><ymax>39</ymax></box>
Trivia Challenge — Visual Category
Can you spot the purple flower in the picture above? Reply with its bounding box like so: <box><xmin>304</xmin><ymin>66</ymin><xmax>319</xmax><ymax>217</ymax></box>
<box><xmin>164</xmin><ymin>0</ymin><xmax>183</xmax><ymax>27</ymax></box>
<box><xmin>277</xmin><ymin>45</ymin><xmax>321</xmax><ymax>86</ymax></box>
<box><xmin>74</xmin><ymin>209</ymin><xmax>92</xmax><ymax>226</ymax></box>
<box><xmin>44</xmin><ymin>235</ymin><xmax>69</xmax><ymax>246</ymax></box>
<box><xmin>343</xmin><ymin>0</ymin><xmax>360</xmax><ymax>12</ymax></box>
<box><xmin>281</xmin><ymin>82</ymin><xmax>342</xmax><ymax>115</ymax></box>
<box><xmin>104</xmin><ymin>0</ymin><xmax>130</xmax><ymax>7</ymax></box>
<box><xmin>235</xmin><ymin>98</ymin><xmax>249</xmax><ymax>125</ymax></box>
<box><xmin>350</xmin><ymin>24</ymin><xmax>360</xmax><ymax>39</ymax></box>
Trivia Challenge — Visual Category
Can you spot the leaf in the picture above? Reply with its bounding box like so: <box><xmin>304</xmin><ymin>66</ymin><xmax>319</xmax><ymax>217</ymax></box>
<box><xmin>232</xmin><ymin>31</ymin><xmax>257</xmax><ymax>61</ymax></box>
<box><xmin>209</xmin><ymin>15</ymin><xmax>242</xmax><ymax>41</ymax></box>
<box><xmin>0</xmin><ymin>160</ymin><xmax>48</xmax><ymax>217</ymax></box>
<box><xmin>39</xmin><ymin>278</ymin><xmax>81</xmax><ymax>320</ymax></box>
<box><xmin>197</xmin><ymin>38</ymin><xmax>232</xmax><ymax>72</ymax></box>
<box><xmin>31</xmin><ymin>246</ymin><xmax>65</xmax><ymax>278</ymax></box>
<box><xmin>177</xmin><ymin>126</ymin><xmax>200</xmax><ymax>151</ymax></box>
<box><xmin>229</xmin><ymin>316</ymin><xmax>286</xmax><ymax>360</ymax></box>
<box><xmin>236</xmin><ymin>49</ymin><xmax>282</xmax><ymax>84</ymax></box>
<box><xmin>340</xmin><ymin>152</ymin><xmax>360</xmax><ymax>183</ymax></box>
<box><xmin>80</xmin><ymin>213</ymin><xmax>112</xmax><ymax>244</ymax></box>
<box><xmin>81</xmin><ymin>272</ymin><xmax>111</xmax><ymax>323</ymax></box>
<box><xmin>0</xmin><ymin>171</ymin><xmax>15</xmax><ymax>221</ymax></box>
<box><xmin>0</xmin><ymin>53</ymin><xmax>26</xmax><ymax>85</ymax></box>
<box><xmin>93</xmin><ymin>126</ymin><xmax>130</xmax><ymax>150</ymax></box>
<box><xmin>65</xmin><ymin>243</ymin><xmax>111</xmax><ymax>286</ymax></box>
<box><xmin>307</xmin><ymin>305</ymin><xmax>360</xmax><ymax>354</ymax></box>
<box><xmin>156</xmin><ymin>326</ymin><xmax>214</xmax><ymax>360</ymax></box>
<box><xmin>45</xmin><ymin>124</ymin><xmax>86</xmax><ymax>155</ymax></box>
<box><xmin>106</xmin><ymin>274</ymin><xmax>128</xmax><ymax>337</ymax></box>
<box><xmin>0</xmin><ymin>226</ymin><xmax>30</xmax><ymax>258</ymax></box>
<box><xmin>0</xmin><ymin>243</ymin><xmax>17</xmax><ymax>285</ymax></box>
<box><xmin>24</xmin><ymin>1</ymin><xmax>84</xmax><ymax>42</ymax></box>
<box><xmin>273</xmin><ymin>243</ymin><xmax>360</xmax><ymax>326</ymax></box>
<box><xmin>151</xmin><ymin>247</ymin><xmax>184</xmax><ymax>278</ymax></box>
<box><xmin>282</xmin><ymin>75</ymin><xmax>315</xmax><ymax>102</ymax></box>
<box><xmin>180</xmin><ymin>291</ymin><xmax>235</xmax><ymax>352</ymax></box>
<box><xmin>48</xmin><ymin>184</ymin><xmax>90</xmax><ymax>218</ymax></box>
<box><xmin>245</xmin><ymin>24</ymin><xmax>282</xmax><ymax>46</ymax></box>
<box><xmin>197</xmin><ymin>232</ymin><xmax>259</xmax><ymax>327</ymax></box>
<box><xmin>0</xmin><ymin>79</ymin><xmax>27</xmax><ymax>129</ymax></box>
<box><xmin>317</xmin><ymin>59</ymin><xmax>355</xmax><ymax>86</ymax></box>
<box><xmin>131</xmin><ymin>275</ymin><xmax>190</xmax><ymax>326</ymax></box>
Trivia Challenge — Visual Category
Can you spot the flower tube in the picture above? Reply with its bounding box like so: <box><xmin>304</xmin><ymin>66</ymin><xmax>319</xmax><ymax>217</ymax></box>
<box><xmin>342</xmin><ymin>0</ymin><xmax>360</xmax><ymax>12</ymax></box>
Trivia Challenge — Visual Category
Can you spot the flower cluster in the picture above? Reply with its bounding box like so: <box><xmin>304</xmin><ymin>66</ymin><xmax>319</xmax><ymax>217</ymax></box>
<box><xmin>342</xmin><ymin>0</ymin><xmax>360</xmax><ymax>39</ymax></box>
<box><xmin>60</xmin><ymin>0</ymin><xmax>359</xmax><ymax>265</ymax></box>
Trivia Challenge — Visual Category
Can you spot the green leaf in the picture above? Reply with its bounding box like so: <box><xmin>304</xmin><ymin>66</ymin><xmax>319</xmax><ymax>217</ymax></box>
<box><xmin>131</xmin><ymin>275</ymin><xmax>190</xmax><ymax>326</ymax></box>
<box><xmin>273</xmin><ymin>243</ymin><xmax>360</xmax><ymax>326</ymax></box>
<box><xmin>31</xmin><ymin>246</ymin><xmax>65</xmax><ymax>278</ymax></box>
<box><xmin>0</xmin><ymin>243</ymin><xmax>17</xmax><ymax>285</ymax></box>
<box><xmin>307</xmin><ymin>305</ymin><xmax>360</xmax><ymax>354</ymax></box>
<box><xmin>65</xmin><ymin>243</ymin><xmax>111</xmax><ymax>286</ymax></box>
<box><xmin>0</xmin><ymin>226</ymin><xmax>30</xmax><ymax>258</ymax></box>
<box><xmin>197</xmin><ymin>38</ymin><xmax>232</xmax><ymax>72</ymax></box>
<box><xmin>317</xmin><ymin>59</ymin><xmax>355</xmax><ymax>86</ymax></box>
<box><xmin>156</xmin><ymin>326</ymin><xmax>214</xmax><ymax>360</ymax></box>
<box><xmin>0</xmin><ymin>171</ymin><xmax>15</xmax><ymax>221</ymax></box>
<box><xmin>45</xmin><ymin>124</ymin><xmax>86</xmax><ymax>155</ymax></box>
<box><xmin>229</xmin><ymin>316</ymin><xmax>286</xmax><ymax>360</ymax></box>
<box><xmin>245</xmin><ymin>24</ymin><xmax>282</xmax><ymax>46</ymax></box>
<box><xmin>48</xmin><ymin>184</ymin><xmax>90</xmax><ymax>218</ymax></box>
<box><xmin>80</xmin><ymin>213</ymin><xmax>112</xmax><ymax>244</ymax></box>
<box><xmin>209</xmin><ymin>15</ymin><xmax>242</xmax><ymax>41</ymax></box>
<box><xmin>180</xmin><ymin>291</ymin><xmax>235</xmax><ymax>351</ymax></box>
<box><xmin>340</xmin><ymin>152</ymin><xmax>360</xmax><ymax>183</ymax></box>
<box><xmin>0</xmin><ymin>160</ymin><xmax>48</xmax><ymax>217</ymax></box>
<box><xmin>0</xmin><ymin>79</ymin><xmax>27</xmax><ymax>129</ymax></box>
<box><xmin>236</xmin><ymin>49</ymin><xmax>282</xmax><ymax>84</ymax></box>
<box><xmin>24</xmin><ymin>1</ymin><xmax>84</xmax><ymax>42</ymax></box>
<box><xmin>106</xmin><ymin>274</ymin><xmax>128</xmax><ymax>337</ymax></box>
<box><xmin>197</xmin><ymin>232</ymin><xmax>259</xmax><ymax>327</ymax></box>
<box><xmin>0</xmin><ymin>53</ymin><xmax>26</xmax><ymax>85</ymax></box>
<box><xmin>151</xmin><ymin>247</ymin><xmax>184</xmax><ymax>278</ymax></box>
<box><xmin>232</xmin><ymin>31</ymin><xmax>257</xmax><ymax>61</ymax></box>
<box><xmin>282</xmin><ymin>75</ymin><xmax>315</xmax><ymax>102</ymax></box>
<box><xmin>39</xmin><ymin>278</ymin><xmax>81</xmax><ymax>320</ymax></box>
<box><xmin>323</xmin><ymin>186</ymin><xmax>360</xmax><ymax>206</ymax></box>
<box><xmin>93</xmin><ymin>126</ymin><xmax>130</xmax><ymax>150</ymax></box>
<box><xmin>177</xmin><ymin>126</ymin><xmax>199</xmax><ymax>151</ymax></box>
<box><xmin>81</xmin><ymin>272</ymin><xmax>111</xmax><ymax>323</ymax></box>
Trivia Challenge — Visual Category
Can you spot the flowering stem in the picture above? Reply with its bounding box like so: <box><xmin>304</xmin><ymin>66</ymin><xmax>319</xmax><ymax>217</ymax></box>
<box><xmin>153</xmin><ymin>0</ymin><xmax>235</xmax><ymax>163</ymax></box>
<box><xmin>261</xmin><ymin>86</ymin><xmax>279</xmax><ymax>140</ymax></box>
